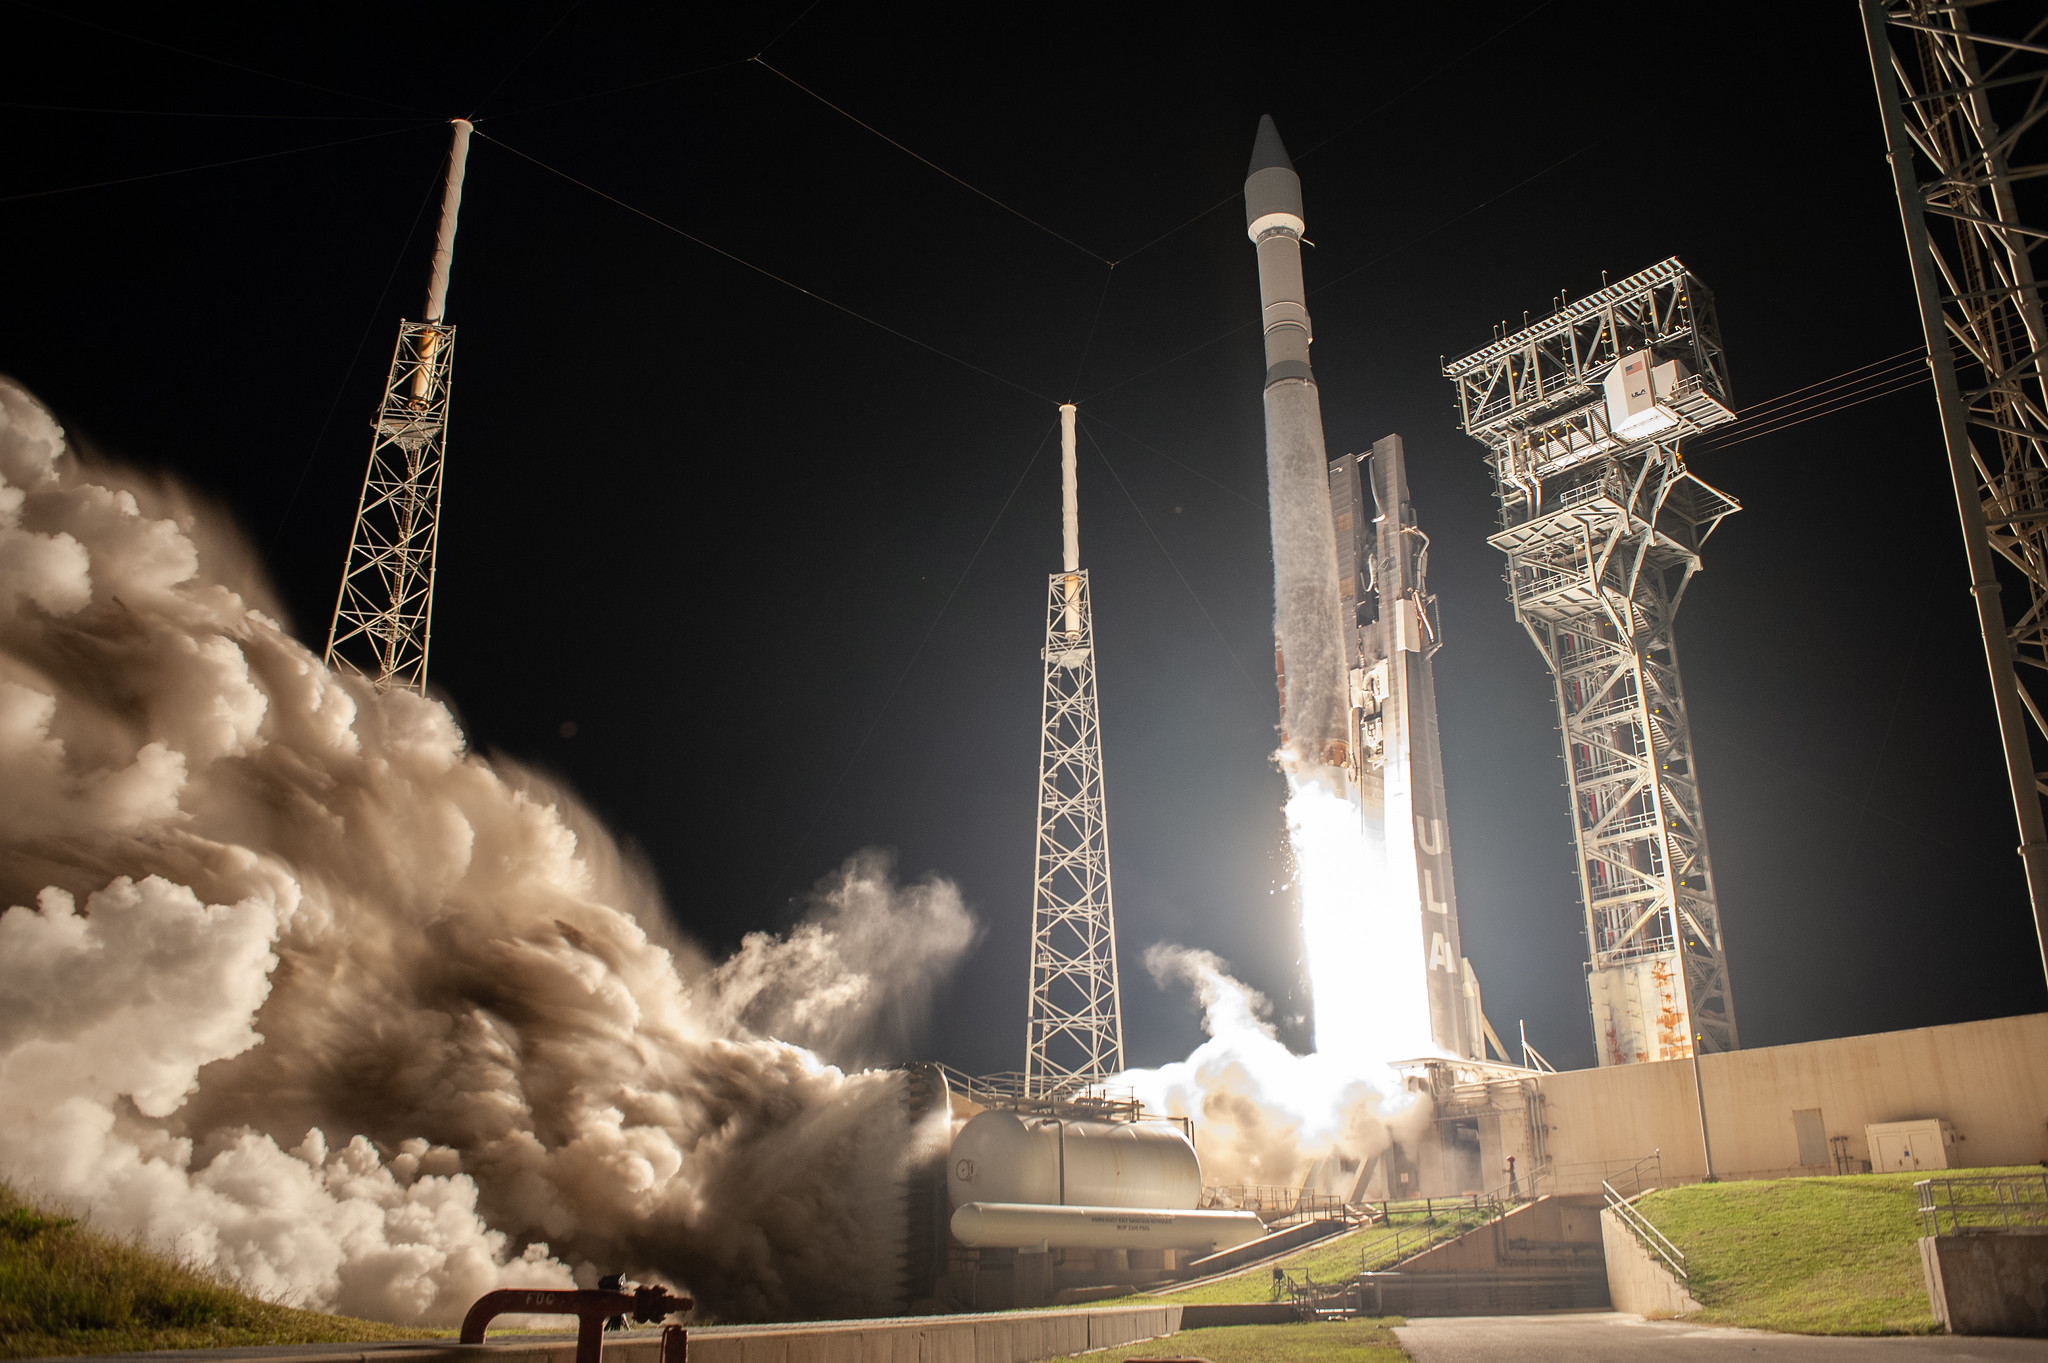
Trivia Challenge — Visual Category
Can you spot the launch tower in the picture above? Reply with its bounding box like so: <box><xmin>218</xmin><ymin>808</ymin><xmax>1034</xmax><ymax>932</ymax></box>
<box><xmin>326</xmin><ymin>119</ymin><xmax>472</xmax><ymax>691</ymax></box>
<box><xmin>1863</xmin><ymin>0</ymin><xmax>2048</xmax><ymax>988</ymax></box>
<box><xmin>1024</xmin><ymin>404</ymin><xmax>1125</xmax><ymax>1095</ymax></box>
<box><xmin>1444</xmin><ymin>260</ymin><xmax>1741</xmax><ymax>1064</ymax></box>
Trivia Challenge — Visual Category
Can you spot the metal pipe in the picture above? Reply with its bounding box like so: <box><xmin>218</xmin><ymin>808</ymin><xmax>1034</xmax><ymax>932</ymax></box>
<box><xmin>1690</xmin><ymin>1035</ymin><xmax>1716</xmax><ymax>1181</ymax></box>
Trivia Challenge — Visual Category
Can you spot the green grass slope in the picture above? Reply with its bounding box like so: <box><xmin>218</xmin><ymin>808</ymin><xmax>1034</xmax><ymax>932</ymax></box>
<box><xmin>1634</xmin><ymin>1166</ymin><xmax>2044</xmax><ymax>1336</ymax></box>
<box><xmin>0</xmin><ymin>1181</ymin><xmax>435</xmax><ymax>1359</ymax></box>
<box><xmin>1085</xmin><ymin>1319</ymin><xmax>1405</xmax><ymax>1363</ymax></box>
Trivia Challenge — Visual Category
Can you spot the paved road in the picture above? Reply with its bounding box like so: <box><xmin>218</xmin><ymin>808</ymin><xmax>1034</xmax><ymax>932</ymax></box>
<box><xmin>1396</xmin><ymin>1312</ymin><xmax>2048</xmax><ymax>1361</ymax></box>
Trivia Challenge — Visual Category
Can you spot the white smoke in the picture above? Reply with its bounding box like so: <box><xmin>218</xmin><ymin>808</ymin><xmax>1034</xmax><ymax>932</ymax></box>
<box><xmin>0</xmin><ymin>381</ymin><xmax>969</xmax><ymax>1324</ymax></box>
<box><xmin>1114</xmin><ymin>944</ymin><xmax>1430</xmax><ymax>1194</ymax></box>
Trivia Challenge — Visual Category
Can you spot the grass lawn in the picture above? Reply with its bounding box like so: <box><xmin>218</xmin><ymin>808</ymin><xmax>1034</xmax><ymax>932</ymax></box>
<box><xmin>1083</xmin><ymin>1319</ymin><xmax>1406</xmax><ymax>1363</ymax></box>
<box><xmin>0</xmin><ymin>1181</ymin><xmax>438</xmax><ymax>1358</ymax></box>
<box><xmin>1634</xmin><ymin>1166</ymin><xmax>2045</xmax><ymax>1336</ymax></box>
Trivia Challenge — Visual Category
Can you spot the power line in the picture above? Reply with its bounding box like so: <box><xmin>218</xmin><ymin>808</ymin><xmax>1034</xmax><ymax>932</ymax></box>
<box><xmin>1082</xmin><ymin>411</ymin><xmax>1264</xmax><ymax>511</ymax></box>
<box><xmin>470</xmin><ymin>0</ymin><xmax>584</xmax><ymax>117</ymax></box>
<box><xmin>1703</xmin><ymin>372</ymin><xmax>1930</xmax><ymax>450</ymax></box>
<box><xmin>475</xmin><ymin>130</ymin><xmax>1057</xmax><ymax>407</ymax></box>
<box><xmin>486</xmin><ymin>58</ymin><xmax>751</xmax><ymax>119</ymax></box>
<box><xmin>0</xmin><ymin>123</ymin><xmax>433</xmax><ymax>205</ymax></box>
<box><xmin>752</xmin><ymin>57</ymin><xmax>1115</xmax><ymax>267</ymax></box>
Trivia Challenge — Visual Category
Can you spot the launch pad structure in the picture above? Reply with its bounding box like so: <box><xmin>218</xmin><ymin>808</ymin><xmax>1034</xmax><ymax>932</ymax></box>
<box><xmin>1445</xmin><ymin>260</ymin><xmax>1741</xmax><ymax>1066</ymax></box>
<box><xmin>1863</xmin><ymin>0</ymin><xmax>2048</xmax><ymax>990</ymax></box>
<box><xmin>1024</xmin><ymin>404</ymin><xmax>1126</xmax><ymax>1096</ymax></box>
<box><xmin>325</xmin><ymin>119</ymin><xmax>472</xmax><ymax>692</ymax></box>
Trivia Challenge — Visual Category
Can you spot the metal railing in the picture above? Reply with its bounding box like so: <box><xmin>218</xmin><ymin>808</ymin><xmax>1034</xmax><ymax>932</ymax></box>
<box><xmin>1603</xmin><ymin>1178</ymin><xmax>1687</xmax><ymax>1281</ymax></box>
<box><xmin>931</xmin><ymin>1065</ymin><xmax>1194</xmax><ymax>1134</ymax></box>
<box><xmin>1917</xmin><ymin>1173</ymin><xmax>2048</xmax><ymax>1237</ymax></box>
<box><xmin>1200</xmin><ymin>1185</ymin><xmax>1351</xmax><ymax>1226</ymax></box>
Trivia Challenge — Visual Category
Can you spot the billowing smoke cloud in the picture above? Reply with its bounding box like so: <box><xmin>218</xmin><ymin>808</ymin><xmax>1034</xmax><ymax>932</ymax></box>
<box><xmin>1114</xmin><ymin>944</ymin><xmax>1431</xmax><ymax>1194</ymax></box>
<box><xmin>0</xmin><ymin>381</ymin><xmax>969</xmax><ymax>1324</ymax></box>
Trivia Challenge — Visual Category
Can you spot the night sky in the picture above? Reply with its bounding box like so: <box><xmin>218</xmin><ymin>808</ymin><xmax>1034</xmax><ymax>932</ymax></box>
<box><xmin>8</xmin><ymin>2</ymin><xmax>2045</xmax><ymax>1076</ymax></box>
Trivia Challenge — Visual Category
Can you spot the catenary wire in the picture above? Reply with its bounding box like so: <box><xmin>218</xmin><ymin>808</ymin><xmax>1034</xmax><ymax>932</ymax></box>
<box><xmin>756</xmin><ymin>0</ymin><xmax>826</xmax><ymax>60</ymax></box>
<box><xmin>753</xmin><ymin>57</ymin><xmax>1114</xmax><ymax>267</ymax></box>
<box><xmin>761</xmin><ymin>416</ymin><xmax>1062</xmax><ymax>907</ymax></box>
<box><xmin>1068</xmin><ymin>267</ymin><xmax>1117</xmax><ymax>401</ymax></box>
<box><xmin>1081</xmin><ymin>411</ymin><xmax>1264</xmax><ymax>511</ymax></box>
<box><xmin>1081</xmin><ymin>421</ymin><xmax>1261</xmax><ymax>696</ymax></box>
<box><xmin>475</xmin><ymin>130</ymin><xmax>1058</xmax><ymax>406</ymax></box>
<box><xmin>0</xmin><ymin>123</ymin><xmax>434</xmax><ymax>204</ymax></box>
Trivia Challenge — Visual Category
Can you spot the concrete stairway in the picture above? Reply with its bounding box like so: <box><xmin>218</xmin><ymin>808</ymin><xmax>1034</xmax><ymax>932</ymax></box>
<box><xmin>1301</xmin><ymin>1195</ymin><xmax>1611</xmax><ymax>1318</ymax></box>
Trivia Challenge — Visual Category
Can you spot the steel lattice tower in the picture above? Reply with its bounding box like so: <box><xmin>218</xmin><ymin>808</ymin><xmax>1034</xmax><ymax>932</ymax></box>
<box><xmin>1863</xmin><ymin>0</ymin><xmax>2048</xmax><ymax>989</ymax></box>
<box><xmin>1025</xmin><ymin>403</ymin><xmax>1124</xmax><ymax>1095</ymax></box>
<box><xmin>326</xmin><ymin>120</ymin><xmax>472</xmax><ymax>691</ymax></box>
<box><xmin>1445</xmin><ymin>260</ymin><xmax>1741</xmax><ymax>1064</ymax></box>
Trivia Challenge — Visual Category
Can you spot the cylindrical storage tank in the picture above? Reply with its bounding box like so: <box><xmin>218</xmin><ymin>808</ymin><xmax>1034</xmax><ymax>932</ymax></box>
<box><xmin>947</xmin><ymin>1111</ymin><xmax>1201</xmax><ymax>1210</ymax></box>
<box><xmin>949</xmin><ymin>1202</ymin><xmax>1264</xmax><ymax>1253</ymax></box>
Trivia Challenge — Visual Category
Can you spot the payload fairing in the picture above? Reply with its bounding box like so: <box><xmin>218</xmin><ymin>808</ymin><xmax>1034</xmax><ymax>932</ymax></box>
<box><xmin>1247</xmin><ymin>119</ymin><xmax>1495</xmax><ymax>1063</ymax></box>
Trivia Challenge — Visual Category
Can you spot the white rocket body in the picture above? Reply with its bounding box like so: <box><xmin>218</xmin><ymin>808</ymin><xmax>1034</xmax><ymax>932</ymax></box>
<box><xmin>1247</xmin><ymin>118</ymin><xmax>1352</xmax><ymax>778</ymax></box>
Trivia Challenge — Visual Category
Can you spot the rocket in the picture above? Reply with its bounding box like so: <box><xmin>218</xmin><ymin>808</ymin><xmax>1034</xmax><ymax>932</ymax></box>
<box><xmin>1246</xmin><ymin>117</ymin><xmax>1353</xmax><ymax>781</ymax></box>
<box><xmin>1246</xmin><ymin>119</ymin><xmax>1495</xmax><ymax>1062</ymax></box>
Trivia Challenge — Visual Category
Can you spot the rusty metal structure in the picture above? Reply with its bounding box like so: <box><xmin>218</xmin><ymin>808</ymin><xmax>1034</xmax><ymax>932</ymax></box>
<box><xmin>1861</xmin><ymin>0</ymin><xmax>2048</xmax><ymax>990</ymax></box>
<box><xmin>1444</xmin><ymin>259</ymin><xmax>1740</xmax><ymax>1065</ymax></box>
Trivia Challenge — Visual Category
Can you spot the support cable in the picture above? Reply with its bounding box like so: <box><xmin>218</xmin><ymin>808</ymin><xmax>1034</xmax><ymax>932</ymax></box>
<box><xmin>475</xmin><ymin>130</ymin><xmax>1058</xmax><ymax>407</ymax></box>
<box><xmin>753</xmin><ymin>57</ymin><xmax>1115</xmax><ymax>267</ymax></box>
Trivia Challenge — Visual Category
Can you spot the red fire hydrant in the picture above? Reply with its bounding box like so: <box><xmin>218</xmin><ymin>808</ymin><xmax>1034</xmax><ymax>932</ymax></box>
<box><xmin>460</xmin><ymin>1284</ymin><xmax>692</xmax><ymax>1363</ymax></box>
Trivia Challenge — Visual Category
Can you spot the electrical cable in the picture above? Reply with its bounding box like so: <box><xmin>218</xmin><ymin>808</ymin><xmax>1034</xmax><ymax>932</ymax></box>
<box><xmin>1702</xmin><ymin>372</ymin><xmax>1930</xmax><ymax>450</ymax></box>
<box><xmin>475</xmin><ymin>130</ymin><xmax>1058</xmax><ymax>407</ymax></box>
<box><xmin>1716</xmin><ymin>360</ymin><xmax>1926</xmax><ymax>428</ymax></box>
<box><xmin>1725</xmin><ymin>347</ymin><xmax>1924</xmax><ymax>418</ymax></box>
<box><xmin>760</xmin><ymin>415</ymin><xmax>1062</xmax><ymax>907</ymax></box>
<box><xmin>753</xmin><ymin>57</ymin><xmax>1114</xmax><ymax>267</ymax></box>
<box><xmin>0</xmin><ymin>123</ymin><xmax>434</xmax><ymax>204</ymax></box>
<box><xmin>1080</xmin><ymin>421</ymin><xmax>1261</xmax><ymax>696</ymax></box>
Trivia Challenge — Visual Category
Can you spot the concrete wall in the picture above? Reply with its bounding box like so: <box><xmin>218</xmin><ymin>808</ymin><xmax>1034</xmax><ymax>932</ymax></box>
<box><xmin>387</xmin><ymin>1305</ymin><xmax>1185</xmax><ymax>1363</ymax></box>
<box><xmin>1921</xmin><ymin>1234</ymin><xmax>2048</xmax><ymax>1336</ymax></box>
<box><xmin>1601</xmin><ymin>1207</ymin><xmax>1701</xmax><ymax>1319</ymax></box>
<box><xmin>1534</xmin><ymin>1013</ymin><xmax>2048</xmax><ymax>1189</ymax></box>
<box><xmin>1392</xmin><ymin>1195</ymin><xmax>1604</xmax><ymax>1274</ymax></box>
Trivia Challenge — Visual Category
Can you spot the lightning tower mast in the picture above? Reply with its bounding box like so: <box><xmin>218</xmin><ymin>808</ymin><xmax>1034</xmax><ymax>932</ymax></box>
<box><xmin>326</xmin><ymin>119</ymin><xmax>472</xmax><ymax>691</ymax></box>
<box><xmin>1444</xmin><ymin>260</ymin><xmax>1741</xmax><ymax>1064</ymax></box>
<box><xmin>1861</xmin><ymin>1</ymin><xmax>2048</xmax><ymax>989</ymax></box>
<box><xmin>1024</xmin><ymin>403</ymin><xmax>1125</xmax><ymax>1095</ymax></box>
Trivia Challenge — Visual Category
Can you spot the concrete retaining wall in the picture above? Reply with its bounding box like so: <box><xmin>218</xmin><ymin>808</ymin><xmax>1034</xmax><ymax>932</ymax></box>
<box><xmin>142</xmin><ymin>1306</ymin><xmax>1186</xmax><ymax>1363</ymax></box>
<box><xmin>1538</xmin><ymin>1013</ymin><xmax>2048</xmax><ymax>1188</ymax></box>
<box><xmin>1921</xmin><ymin>1234</ymin><xmax>2048</xmax><ymax>1336</ymax></box>
<box><xmin>1600</xmin><ymin>1207</ymin><xmax>1701</xmax><ymax>1319</ymax></box>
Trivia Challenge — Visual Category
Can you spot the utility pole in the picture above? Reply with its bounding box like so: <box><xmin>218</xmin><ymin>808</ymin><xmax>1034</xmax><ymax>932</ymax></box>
<box><xmin>1861</xmin><ymin>0</ymin><xmax>2048</xmax><ymax>991</ymax></box>
<box><xmin>326</xmin><ymin>119</ymin><xmax>473</xmax><ymax>691</ymax></box>
<box><xmin>1024</xmin><ymin>403</ymin><xmax>1125</xmax><ymax>1096</ymax></box>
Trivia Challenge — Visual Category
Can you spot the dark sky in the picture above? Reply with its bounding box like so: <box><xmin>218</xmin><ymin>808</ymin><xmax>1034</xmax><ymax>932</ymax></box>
<box><xmin>7</xmin><ymin>2</ymin><xmax>2045</xmax><ymax>1075</ymax></box>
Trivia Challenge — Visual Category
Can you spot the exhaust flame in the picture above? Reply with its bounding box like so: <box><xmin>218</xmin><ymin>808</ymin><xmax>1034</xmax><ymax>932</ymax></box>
<box><xmin>1284</xmin><ymin>771</ymin><xmax>1436</xmax><ymax>1064</ymax></box>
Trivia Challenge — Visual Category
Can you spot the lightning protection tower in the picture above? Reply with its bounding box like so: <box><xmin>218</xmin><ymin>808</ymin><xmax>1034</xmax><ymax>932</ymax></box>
<box><xmin>1444</xmin><ymin>259</ymin><xmax>1741</xmax><ymax>1065</ymax></box>
<box><xmin>326</xmin><ymin>119</ymin><xmax>472</xmax><ymax>691</ymax></box>
<box><xmin>1862</xmin><ymin>0</ymin><xmax>2048</xmax><ymax>990</ymax></box>
<box><xmin>1024</xmin><ymin>403</ymin><xmax>1125</xmax><ymax>1096</ymax></box>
